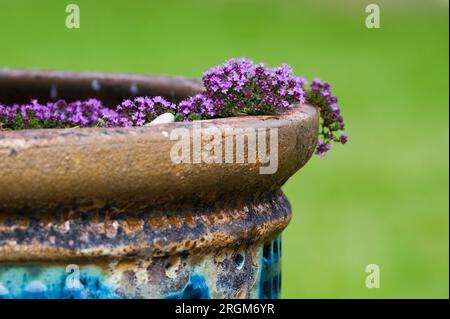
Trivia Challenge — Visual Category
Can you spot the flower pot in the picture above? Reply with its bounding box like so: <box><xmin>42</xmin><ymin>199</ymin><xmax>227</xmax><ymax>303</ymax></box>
<box><xmin>0</xmin><ymin>69</ymin><xmax>318</xmax><ymax>299</ymax></box>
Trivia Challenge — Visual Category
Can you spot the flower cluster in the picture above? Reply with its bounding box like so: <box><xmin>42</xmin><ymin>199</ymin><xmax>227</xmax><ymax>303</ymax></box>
<box><xmin>0</xmin><ymin>96</ymin><xmax>178</xmax><ymax>129</ymax></box>
<box><xmin>202</xmin><ymin>58</ymin><xmax>307</xmax><ymax>117</ymax></box>
<box><xmin>1</xmin><ymin>59</ymin><xmax>347</xmax><ymax>156</ymax></box>
<box><xmin>112</xmin><ymin>96</ymin><xmax>176</xmax><ymax>127</ymax></box>
<box><xmin>178</xmin><ymin>94</ymin><xmax>215</xmax><ymax>121</ymax></box>
<box><xmin>306</xmin><ymin>78</ymin><xmax>347</xmax><ymax>156</ymax></box>
<box><xmin>0</xmin><ymin>99</ymin><xmax>114</xmax><ymax>129</ymax></box>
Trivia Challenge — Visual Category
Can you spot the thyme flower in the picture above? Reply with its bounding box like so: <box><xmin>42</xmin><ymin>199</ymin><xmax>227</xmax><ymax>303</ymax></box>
<box><xmin>306</xmin><ymin>78</ymin><xmax>347</xmax><ymax>156</ymax></box>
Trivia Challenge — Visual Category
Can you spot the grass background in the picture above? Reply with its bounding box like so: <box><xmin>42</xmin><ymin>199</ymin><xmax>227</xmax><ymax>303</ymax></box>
<box><xmin>0</xmin><ymin>0</ymin><xmax>448</xmax><ymax>298</ymax></box>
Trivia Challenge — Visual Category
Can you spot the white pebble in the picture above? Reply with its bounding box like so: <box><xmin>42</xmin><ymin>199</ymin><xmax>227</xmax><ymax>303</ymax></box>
<box><xmin>145</xmin><ymin>113</ymin><xmax>175</xmax><ymax>126</ymax></box>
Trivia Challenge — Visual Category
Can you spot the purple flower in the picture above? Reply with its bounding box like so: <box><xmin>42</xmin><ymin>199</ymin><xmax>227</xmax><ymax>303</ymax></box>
<box><xmin>315</xmin><ymin>140</ymin><xmax>332</xmax><ymax>157</ymax></box>
<box><xmin>200</xmin><ymin>58</ymin><xmax>307</xmax><ymax>118</ymax></box>
<box><xmin>340</xmin><ymin>132</ymin><xmax>348</xmax><ymax>144</ymax></box>
<box><xmin>1</xmin><ymin>98</ymin><xmax>119</xmax><ymax>129</ymax></box>
<box><xmin>306</xmin><ymin>78</ymin><xmax>347</xmax><ymax>156</ymax></box>
<box><xmin>178</xmin><ymin>94</ymin><xmax>215</xmax><ymax>120</ymax></box>
<box><xmin>112</xmin><ymin>96</ymin><xmax>175</xmax><ymax>127</ymax></box>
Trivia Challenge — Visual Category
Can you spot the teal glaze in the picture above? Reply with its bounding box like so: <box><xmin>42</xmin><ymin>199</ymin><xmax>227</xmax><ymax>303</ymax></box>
<box><xmin>0</xmin><ymin>265</ymin><xmax>118</xmax><ymax>299</ymax></box>
<box><xmin>166</xmin><ymin>274</ymin><xmax>211</xmax><ymax>299</ymax></box>
<box><xmin>0</xmin><ymin>237</ymin><xmax>282</xmax><ymax>299</ymax></box>
<box><xmin>259</xmin><ymin>235</ymin><xmax>282</xmax><ymax>299</ymax></box>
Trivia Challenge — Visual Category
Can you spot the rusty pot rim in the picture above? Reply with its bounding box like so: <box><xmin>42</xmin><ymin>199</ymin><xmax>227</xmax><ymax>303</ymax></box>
<box><xmin>0</xmin><ymin>105</ymin><xmax>318</xmax><ymax>211</ymax></box>
<box><xmin>0</xmin><ymin>70</ymin><xmax>318</xmax><ymax>211</ymax></box>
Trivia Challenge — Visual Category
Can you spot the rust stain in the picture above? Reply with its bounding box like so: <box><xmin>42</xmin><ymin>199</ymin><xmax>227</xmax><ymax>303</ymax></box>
<box><xmin>0</xmin><ymin>191</ymin><xmax>291</xmax><ymax>262</ymax></box>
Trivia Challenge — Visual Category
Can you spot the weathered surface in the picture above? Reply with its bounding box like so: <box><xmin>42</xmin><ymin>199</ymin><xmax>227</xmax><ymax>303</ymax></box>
<box><xmin>0</xmin><ymin>236</ymin><xmax>282</xmax><ymax>299</ymax></box>
<box><xmin>0</xmin><ymin>192</ymin><xmax>290</xmax><ymax>261</ymax></box>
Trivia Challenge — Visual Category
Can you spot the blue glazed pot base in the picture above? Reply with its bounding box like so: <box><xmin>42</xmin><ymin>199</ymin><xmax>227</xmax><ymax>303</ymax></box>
<box><xmin>0</xmin><ymin>236</ymin><xmax>281</xmax><ymax>299</ymax></box>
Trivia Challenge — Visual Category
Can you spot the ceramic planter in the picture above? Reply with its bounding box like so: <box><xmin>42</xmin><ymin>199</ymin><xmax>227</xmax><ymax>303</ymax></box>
<box><xmin>0</xmin><ymin>70</ymin><xmax>318</xmax><ymax>299</ymax></box>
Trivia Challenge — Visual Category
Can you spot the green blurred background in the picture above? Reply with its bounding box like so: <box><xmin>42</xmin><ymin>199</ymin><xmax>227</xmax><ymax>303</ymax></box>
<box><xmin>0</xmin><ymin>0</ymin><xmax>448</xmax><ymax>298</ymax></box>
